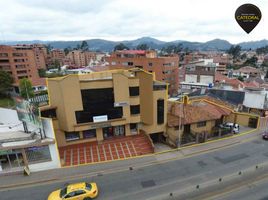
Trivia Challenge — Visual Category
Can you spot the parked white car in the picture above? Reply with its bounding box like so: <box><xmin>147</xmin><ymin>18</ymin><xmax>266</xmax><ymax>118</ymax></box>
<box><xmin>219</xmin><ymin>122</ymin><xmax>240</xmax><ymax>134</ymax></box>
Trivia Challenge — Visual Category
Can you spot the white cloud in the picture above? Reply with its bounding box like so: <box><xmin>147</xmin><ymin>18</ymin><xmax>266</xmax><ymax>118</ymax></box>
<box><xmin>0</xmin><ymin>0</ymin><xmax>267</xmax><ymax>43</ymax></box>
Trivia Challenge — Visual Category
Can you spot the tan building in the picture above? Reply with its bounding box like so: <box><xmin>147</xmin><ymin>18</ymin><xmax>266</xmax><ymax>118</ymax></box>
<box><xmin>41</xmin><ymin>69</ymin><xmax>168</xmax><ymax>147</ymax></box>
<box><xmin>106</xmin><ymin>50</ymin><xmax>179</xmax><ymax>96</ymax></box>
<box><xmin>50</xmin><ymin>49</ymin><xmax>65</xmax><ymax>65</ymax></box>
<box><xmin>0</xmin><ymin>45</ymin><xmax>46</xmax><ymax>87</ymax></box>
<box><xmin>167</xmin><ymin>96</ymin><xmax>232</xmax><ymax>146</ymax></box>
<box><xmin>67</xmin><ymin>50</ymin><xmax>96</xmax><ymax>67</ymax></box>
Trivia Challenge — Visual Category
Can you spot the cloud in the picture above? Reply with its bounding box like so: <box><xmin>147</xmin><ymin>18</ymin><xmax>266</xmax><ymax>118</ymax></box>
<box><xmin>0</xmin><ymin>0</ymin><xmax>267</xmax><ymax>43</ymax></box>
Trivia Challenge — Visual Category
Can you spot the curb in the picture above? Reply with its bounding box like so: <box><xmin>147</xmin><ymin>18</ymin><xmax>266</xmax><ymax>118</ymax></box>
<box><xmin>0</xmin><ymin>129</ymin><xmax>260</xmax><ymax>190</ymax></box>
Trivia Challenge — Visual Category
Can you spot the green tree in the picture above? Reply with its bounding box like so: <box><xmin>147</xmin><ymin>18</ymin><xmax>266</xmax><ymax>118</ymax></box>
<box><xmin>136</xmin><ymin>43</ymin><xmax>149</xmax><ymax>50</ymax></box>
<box><xmin>237</xmin><ymin>76</ymin><xmax>244</xmax><ymax>82</ymax></box>
<box><xmin>19</xmin><ymin>78</ymin><xmax>34</xmax><ymax>99</ymax></box>
<box><xmin>81</xmin><ymin>41</ymin><xmax>89</xmax><ymax>51</ymax></box>
<box><xmin>244</xmin><ymin>55</ymin><xmax>258</xmax><ymax>67</ymax></box>
<box><xmin>0</xmin><ymin>70</ymin><xmax>13</xmax><ymax>96</ymax></box>
<box><xmin>64</xmin><ymin>47</ymin><xmax>71</xmax><ymax>55</ymax></box>
<box><xmin>38</xmin><ymin>69</ymin><xmax>46</xmax><ymax>77</ymax></box>
<box><xmin>114</xmin><ymin>43</ymin><xmax>129</xmax><ymax>51</ymax></box>
<box><xmin>227</xmin><ymin>45</ymin><xmax>241</xmax><ymax>59</ymax></box>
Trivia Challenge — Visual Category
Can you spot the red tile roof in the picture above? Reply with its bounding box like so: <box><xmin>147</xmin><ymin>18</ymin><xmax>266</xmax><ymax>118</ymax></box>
<box><xmin>167</xmin><ymin>100</ymin><xmax>232</xmax><ymax>126</ymax></box>
<box><xmin>120</xmin><ymin>50</ymin><xmax>146</xmax><ymax>55</ymax></box>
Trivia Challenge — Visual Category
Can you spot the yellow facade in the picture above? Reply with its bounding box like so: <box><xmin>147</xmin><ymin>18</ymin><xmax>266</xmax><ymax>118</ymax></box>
<box><xmin>44</xmin><ymin>69</ymin><xmax>168</xmax><ymax>147</ymax></box>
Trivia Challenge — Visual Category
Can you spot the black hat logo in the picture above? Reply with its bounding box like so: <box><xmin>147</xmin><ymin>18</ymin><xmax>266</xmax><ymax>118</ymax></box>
<box><xmin>235</xmin><ymin>4</ymin><xmax>261</xmax><ymax>34</ymax></box>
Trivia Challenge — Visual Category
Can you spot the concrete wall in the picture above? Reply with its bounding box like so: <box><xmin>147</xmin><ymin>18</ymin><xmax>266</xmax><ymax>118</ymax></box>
<box><xmin>190</xmin><ymin>120</ymin><xmax>215</xmax><ymax>135</ymax></box>
<box><xmin>28</xmin><ymin>118</ymin><xmax>61</xmax><ymax>172</ymax></box>
<box><xmin>0</xmin><ymin>108</ymin><xmax>20</xmax><ymax>124</ymax></box>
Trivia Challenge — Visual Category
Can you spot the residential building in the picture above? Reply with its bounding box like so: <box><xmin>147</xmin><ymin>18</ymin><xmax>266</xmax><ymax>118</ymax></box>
<box><xmin>67</xmin><ymin>50</ymin><xmax>96</xmax><ymax>67</ymax></box>
<box><xmin>180</xmin><ymin>60</ymin><xmax>217</xmax><ymax>92</ymax></box>
<box><xmin>0</xmin><ymin>45</ymin><xmax>46</xmax><ymax>89</ymax></box>
<box><xmin>41</xmin><ymin>69</ymin><xmax>168</xmax><ymax>148</ymax></box>
<box><xmin>106</xmin><ymin>50</ymin><xmax>179</xmax><ymax>96</ymax></box>
<box><xmin>50</xmin><ymin>49</ymin><xmax>65</xmax><ymax>65</ymax></box>
<box><xmin>167</xmin><ymin>96</ymin><xmax>232</xmax><ymax>146</ymax></box>
<box><xmin>233</xmin><ymin>66</ymin><xmax>261</xmax><ymax>79</ymax></box>
<box><xmin>0</xmin><ymin>107</ymin><xmax>60</xmax><ymax>174</ymax></box>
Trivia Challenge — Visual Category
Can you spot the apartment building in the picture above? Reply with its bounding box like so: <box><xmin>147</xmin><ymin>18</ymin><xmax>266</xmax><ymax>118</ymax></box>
<box><xmin>0</xmin><ymin>45</ymin><xmax>46</xmax><ymax>88</ymax></box>
<box><xmin>106</xmin><ymin>50</ymin><xmax>179</xmax><ymax>96</ymax></box>
<box><xmin>67</xmin><ymin>50</ymin><xmax>96</xmax><ymax>67</ymax></box>
<box><xmin>42</xmin><ymin>69</ymin><xmax>167</xmax><ymax>147</ymax></box>
<box><xmin>180</xmin><ymin>60</ymin><xmax>217</xmax><ymax>92</ymax></box>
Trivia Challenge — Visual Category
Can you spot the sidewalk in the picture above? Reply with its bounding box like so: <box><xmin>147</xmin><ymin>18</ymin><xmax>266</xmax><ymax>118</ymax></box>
<box><xmin>0</xmin><ymin>129</ymin><xmax>261</xmax><ymax>189</ymax></box>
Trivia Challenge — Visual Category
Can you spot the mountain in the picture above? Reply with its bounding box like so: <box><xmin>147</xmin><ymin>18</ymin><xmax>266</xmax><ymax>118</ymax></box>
<box><xmin>1</xmin><ymin>37</ymin><xmax>268</xmax><ymax>52</ymax></box>
<box><xmin>238</xmin><ymin>39</ymin><xmax>268</xmax><ymax>50</ymax></box>
<box><xmin>201</xmin><ymin>39</ymin><xmax>232</xmax><ymax>50</ymax></box>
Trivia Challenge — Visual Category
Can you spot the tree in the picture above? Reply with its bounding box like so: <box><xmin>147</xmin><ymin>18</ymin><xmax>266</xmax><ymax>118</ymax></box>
<box><xmin>136</xmin><ymin>43</ymin><xmax>149</xmax><ymax>50</ymax></box>
<box><xmin>81</xmin><ymin>41</ymin><xmax>89</xmax><ymax>51</ymax></box>
<box><xmin>227</xmin><ymin>45</ymin><xmax>241</xmax><ymax>59</ymax></box>
<box><xmin>237</xmin><ymin>76</ymin><xmax>244</xmax><ymax>82</ymax></box>
<box><xmin>265</xmin><ymin>70</ymin><xmax>268</xmax><ymax>79</ymax></box>
<box><xmin>0</xmin><ymin>70</ymin><xmax>13</xmax><ymax>96</ymax></box>
<box><xmin>38</xmin><ymin>69</ymin><xmax>46</xmax><ymax>78</ymax></box>
<box><xmin>64</xmin><ymin>47</ymin><xmax>71</xmax><ymax>55</ymax></box>
<box><xmin>19</xmin><ymin>78</ymin><xmax>34</xmax><ymax>99</ymax></box>
<box><xmin>244</xmin><ymin>55</ymin><xmax>258</xmax><ymax>67</ymax></box>
<box><xmin>114</xmin><ymin>43</ymin><xmax>129</xmax><ymax>51</ymax></box>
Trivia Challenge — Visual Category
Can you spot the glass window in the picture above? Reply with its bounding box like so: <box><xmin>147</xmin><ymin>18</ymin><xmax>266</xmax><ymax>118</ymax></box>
<box><xmin>197</xmin><ymin>121</ymin><xmax>206</xmax><ymax>127</ymax></box>
<box><xmin>83</xmin><ymin>129</ymin><xmax>96</xmax><ymax>139</ymax></box>
<box><xmin>25</xmin><ymin>146</ymin><xmax>51</xmax><ymax>163</ymax></box>
<box><xmin>130</xmin><ymin>105</ymin><xmax>140</xmax><ymax>115</ymax></box>
<box><xmin>157</xmin><ymin>99</ymin><xmax>164</xmax><ymax>124</ymax></box>
<box><xmin>75</xmin><ymin>190</ymin><xmax>86</xmax><ymax>196</ymax></box>
<box><xmin>65</xmin><ymin>131</ymin><xmax>80</xmax><ymax>141</ymax></box>
<box><xmin>129</xmin><ymin>87</ymin><xmax>139</xmax><ymax>96</ymax></box>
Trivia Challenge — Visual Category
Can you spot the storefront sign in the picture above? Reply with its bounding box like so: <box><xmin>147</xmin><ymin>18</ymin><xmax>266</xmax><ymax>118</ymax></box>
<box><xmin>91</xmin><ymin>122</ymin><xmax>111</xmax><ymax>129</ymax></box>
<box><xmin>114</xmin><ymin>102</ymin><xmax>129</xmax><ymax>107</ymax></box>
<box><xmin>93</xmin><ymin>115</ymin><xmax>108</xmax><ymax>123</ymax></box>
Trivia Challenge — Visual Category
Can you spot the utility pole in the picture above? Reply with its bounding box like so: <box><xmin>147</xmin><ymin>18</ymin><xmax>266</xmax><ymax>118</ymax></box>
<box><xmin>24</xmin><ymin>80</ymin><xmax>29</xmax><ymax>101</ymax></box>
<box><xmin>177</xmin><ymin>102</ymin><xmax>183</xmax><ymax>148</ymax></box>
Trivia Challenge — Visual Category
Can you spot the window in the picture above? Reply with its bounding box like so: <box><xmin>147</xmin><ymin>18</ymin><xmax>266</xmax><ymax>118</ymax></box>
<box><xmin>65</xmin><ymin>131</ymin><xmax>80</xmax><ymax>141</ymax></box>
<box><xmin>76</xmin><ymin>88</ymin><xmax>123</xmax><ymax>124</ymax></box>
<box><xmin>130</xmin><ymin>123</ymin><xmax>137</xmax><ymax>133</ymax></box>
<box><xmin>83</xmin><ymin>129</ymin><xmax>96</xmax><ymax>139</ymax></box>
<box><xmin>157</xmin><ymin>99</ymin><xmax>164</xmax><ymax>124</ymax></box>
<box><xmin>197</xmin><ymin>121</ymin><xmax>206</xmax><ymax>127</ymax></box>
<box><xmin>0</xmin><ymin>53</ymin><xmax>8</xmax><ymax>57</ymax></box>
<box><xmin>129</xmin><ymin>87</ymin><xmax>139</xmax><ymax>96</ymax></box>
<box><xmin>111</xmin><ymin>61</ymin><xmax>116</xmax><ymax>65</ymax></box>
<box><xmin>128</xmin><ymin>62</ymin><xmax>133</xmax><ymax>66</ymax></box>
<box><xmin>75</xmin><ymin>190</ymin><xmax>86</xmax><ymax>196</ymax></box>
<box><xmin>148</xmin><ymin>62</ymin><xmax>153</xmax><ymax>67</ymax></box>
<box><xmin>25</xmin><ymin>145</ymin><xmax>51</xmax><ymax>163</ymax></box>
<box><xmin>130</xmin><ymin>105</ymin><xmax>140</xmax><ymax>115</ymax></box>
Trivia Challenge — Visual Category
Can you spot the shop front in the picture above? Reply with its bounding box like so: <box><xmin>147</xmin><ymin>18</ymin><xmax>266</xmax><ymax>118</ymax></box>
<box><xmin>103</xmin><ymin>125</ymin><xmax>125</xmax><ymax>139</ymax></box>
<box><xmin>0</xmin><ymin>149</ymin><xmax>24</xmax><ymax>171</ymax></box>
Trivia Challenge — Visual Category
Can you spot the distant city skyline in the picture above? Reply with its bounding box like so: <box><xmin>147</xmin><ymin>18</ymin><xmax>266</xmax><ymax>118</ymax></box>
<box><xmin>0</xmin><ymin>0</ymin><xmax>267</xmax><ymax>43</ymax></box>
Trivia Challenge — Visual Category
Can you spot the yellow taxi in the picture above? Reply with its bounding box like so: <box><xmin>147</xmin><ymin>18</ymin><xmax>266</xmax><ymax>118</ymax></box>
<box><xmin>48</xmin><ymin>182</ymin><xmax>98</xmax><ymax>200</ymax></box>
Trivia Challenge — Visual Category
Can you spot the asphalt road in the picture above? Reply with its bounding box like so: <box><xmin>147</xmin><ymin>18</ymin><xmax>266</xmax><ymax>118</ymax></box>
<box><xmin>2</xmin><ymin>135</ymin><xmax>268</xmax><ymax>200</ymax></box>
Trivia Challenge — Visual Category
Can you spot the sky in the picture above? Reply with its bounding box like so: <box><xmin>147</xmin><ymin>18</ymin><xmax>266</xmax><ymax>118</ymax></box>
<box><xmin>0</xmin><ymin>0</ymin><xmax>267</xmax><ymax>44</ymax></box>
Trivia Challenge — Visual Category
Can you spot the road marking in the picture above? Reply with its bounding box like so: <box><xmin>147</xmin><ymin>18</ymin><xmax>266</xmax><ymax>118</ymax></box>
<box><xmin>114</xmin><ymin>143</ymin><xmax>120</xmax><ymax>159</ymax></box>
<box><xmin>0</xmin><ymin>134</ymin><xmax>261</xmax><ymax>192</ymax></box>
<box><xmin>63</xmin><ymin>150</ymin><xmax>66</xmax><ymax>164</ymax></box>
<box><xmin>84</xmin><ymin>146</ymin><xmax>87</xmax><ymax>163</ymax></box>
<box><xmin>120</xmin><ymin>142</ymin><xmax>126</xmax><ymax>158</ymax></box>
<box><xmin>108</xmin><ymin>144</ymin><xmax>114</xmax><ymax>160</ymax></box>
<box><xmin>77</xmin><ymin>148</ymin><xmax>80</xmax><ymax>164</ymax></box>
<box><xmin>96</xmin><ymin>146</ymin><xmax>100</xmax><ymax>162</ymax></box>
<box><xmin>125</xmin><ymin>142</ymin><xmax>132</xmax><ymax>156</ymax></box>
<box><xmin>131</xmin><ymin>141</ymin><xmax>137</xmax><ymax>156</ymax></box>
<box><xmin>102</xmin><ymin>145</ymin><xmax>107</xmax><ymax>161</ymax></box>
<box><xmin>70</xmin><ymin>149</ymin><xmax>73</xmax><ymax>166</ymax></box>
